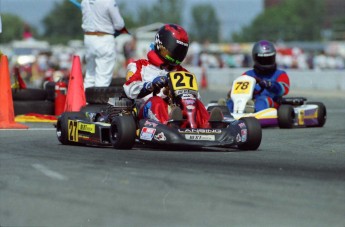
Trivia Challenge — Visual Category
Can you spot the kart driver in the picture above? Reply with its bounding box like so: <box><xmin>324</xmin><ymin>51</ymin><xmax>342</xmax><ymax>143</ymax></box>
<box><xmin>111</xmin><ymin>24</ymin><xmax>213</xmax><ymax>127</ymax></box>
<box><xmin>226</xmin><ymin>40</ymin><xmax>290</xmax><ymax>112</ymax></box>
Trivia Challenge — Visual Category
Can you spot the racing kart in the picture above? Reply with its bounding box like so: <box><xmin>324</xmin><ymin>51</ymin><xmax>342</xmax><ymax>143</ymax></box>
<box><xmin>207</xmin><ymin>75</ymin><xmax>326</xmax><ymax>128</ymax></box>
<box><xmin>56</xmin><ymin>71</ymin><xmax>262</xmax><ymax>151</ymax></box>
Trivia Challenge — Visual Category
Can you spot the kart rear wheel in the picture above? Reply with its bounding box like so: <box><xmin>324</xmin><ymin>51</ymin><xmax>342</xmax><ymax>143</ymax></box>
<box><xmin>278</xmin><ymin>104</ymin><xmax>295</xmax><ymax>128</ymax></box>
<box><xmin>56</xmin><ymin>112</ymin><xmax>87</xmax><ymax>145</ymax></box>
<box><xmin>307</xmin><ymin>102</ymin><xmax>327</xmax><ymax>127</ymax></box>
<box><xmin>238</xmin><ymin>117</ymin><xmax>262</xmax><ymax>151</ymax></box>
<box><xmin>85</xmin><ymin>86</ymin><xmax>125</xmax><ymax>104</ymax></box>
<box><xmin>110</xmin><ymin>115</ymin><xmax>136</xmax><ymax>149</ymax></box>
<box><xmin>12</xmin><ymin>88</ymin><xmax>47</xmax><ymax>101</ymax></box>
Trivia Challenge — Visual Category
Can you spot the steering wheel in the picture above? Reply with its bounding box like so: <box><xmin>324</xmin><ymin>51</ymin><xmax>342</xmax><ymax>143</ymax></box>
<box><xmin>253</xmin><ymin>76</ymin><xmax>265</xmax><ymax>94</ymax></box>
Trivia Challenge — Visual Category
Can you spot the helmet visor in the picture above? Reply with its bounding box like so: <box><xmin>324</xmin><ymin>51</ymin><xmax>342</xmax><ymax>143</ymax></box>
<box><xmin>255</xmin><ymin>55</ymin><xmax>275</xmax><ymax>66</ymax></box>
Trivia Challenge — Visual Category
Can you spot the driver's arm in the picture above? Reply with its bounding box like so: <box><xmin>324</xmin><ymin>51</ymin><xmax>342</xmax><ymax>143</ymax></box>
<box><xmin>123</xmin><ymin>69</ymin><xmax>146</xmax><ymax>99</ymax></box>
<box><xmin>270</xmin><ymin>72</ymin><xmax>290</xmax><ymax>96</ymax></box>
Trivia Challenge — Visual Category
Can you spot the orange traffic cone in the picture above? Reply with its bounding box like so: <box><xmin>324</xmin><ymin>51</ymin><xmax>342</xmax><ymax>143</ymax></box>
<box><xmin>64</xmin><ymin>55</ymin><xmax>86</xmax><ymax>112</ymax></box>
<box><xmin>200</xmin><ymin>67</ymin><xmax>208</xmax><ymax>89</ymax></box>
<box><xmin>0</xmin><ymin>55</ymin><xmax>28</xmax><ymax>129</ymax></box>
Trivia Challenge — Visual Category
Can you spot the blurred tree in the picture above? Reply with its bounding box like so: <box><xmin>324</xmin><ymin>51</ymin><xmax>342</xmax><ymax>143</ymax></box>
<box><xmin>42</xmin><ymin>0</ymin><xmax>82</xmax><ymax>44</ymax></box>
<box><xmin>232</xmin><ymin>0</ymin><xmax>324</xmax><ymax>42</ymax></box>
<box><xmin>117</xmin><ymin>2</ymin><xmax>137</xmax><ymax>30</ymax></box>
<box><xmin>332</xmin><ymin>16</ymin><xmax>345</xmax><ymax>40</ymax></box>
<box><xmin>134</xmin><ymin>0</ymin><xmax>183</xmax><ymax>26</ymax></box>
<box><xmin>40</xmin><ymin>0</ymin><xmax>183</xmax><ymax>44</ymax></box>
<box><xmin>0</xmin><ymin>13</ymin><xmax>38</xmax><ymax>43</ymax></box>
<box><xmin>189</xmin><ymin>4</ymin><xmax>220</xmax><ymax>43</ymax></box>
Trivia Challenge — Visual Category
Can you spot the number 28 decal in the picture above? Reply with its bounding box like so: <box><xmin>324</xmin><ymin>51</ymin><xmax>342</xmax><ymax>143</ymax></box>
<box><xmin>168</xmin><ymin>71</ymin><xmax>198</xmax><ymax>91</ymax></box>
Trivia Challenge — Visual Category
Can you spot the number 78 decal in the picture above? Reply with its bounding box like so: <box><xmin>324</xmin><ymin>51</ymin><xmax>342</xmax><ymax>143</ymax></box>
<box><xmin>232</xmin><ymin>81</ymin><xmax>252</xmax><ymax>94</ymax></box>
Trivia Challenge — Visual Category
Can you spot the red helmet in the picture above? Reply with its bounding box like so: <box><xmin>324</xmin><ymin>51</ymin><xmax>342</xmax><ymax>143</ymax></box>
<box><xmin>154</xmin><ymin>24</ymin><xmax>189</xmax><ymax>66</ymax></box>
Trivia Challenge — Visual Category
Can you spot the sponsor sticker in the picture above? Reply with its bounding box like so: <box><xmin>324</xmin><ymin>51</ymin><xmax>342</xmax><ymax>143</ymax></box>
<box><xmin>298</xmin><ymin>109</ymin><xmax>305</xmax><ymax>125</ymax></box>
<box><xmin>185</xmin><ymin>134</ymin><xmax>215</xmax><ymax>141</ymax></box>
<box><xmin>140</xmin><ymin>127</ymin><xmax>156</xmax><ymax>141</ymax></box>
<box><xmin>178</xmin><ymin>128</ymin><xmax>222</xmax><ymax>134</ymax></box>
<box><xmin>144</xmin><ymin>120</ymin><xmax>158</xmax><ymax>127</ymax></box>
<box><xmin>238</xmin><ymin>122</ymin><xmax>246</xmax><ymax>128</ymax></box>
<box><xmin>257</xmin><ymin>52</ymin><xmax>275</xmax><ymax>57</ymax></box>
<box><xmin>241</xmin><ymin>129</ymin><xmax>247</xmax><ymax>142</ymax></box>
<box><xmin>236</xmin><ymin>133</ymin><xmax>241</xmax><ymax>142</ymax></box>
<box><xmin>154</xmin><ymin>132</ymin><xmax>166</xmax><ymax>141</ymax></box>
<box><xmin>78</xmin><ymin>122</ymin><xmax>95</xmax><ymax>133</ymax></box>
<box><xmin>175</xmin><ymin>89</ymin><xmax>198</xmax><ymax>96</ymax></box>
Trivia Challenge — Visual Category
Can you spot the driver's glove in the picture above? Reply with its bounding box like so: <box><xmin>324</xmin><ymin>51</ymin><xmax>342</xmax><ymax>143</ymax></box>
<box><xmin>259</xmin><ymin>80</ymin><xmax>272</xmax><ymax>89</ymax></box>
<box><xmin>152</xmin><ymin>76</ymin><xmax>168</xmax><ymax>90</ymax></box>
<box><xmin>138</xmin><ymin>82</ymin><xmax>154</xmax><ymax>98</ymax></box>
<box><xmin>138</xmin><ymin>76</ymin><xmax>168</xmax><ymax>98</ymax></box>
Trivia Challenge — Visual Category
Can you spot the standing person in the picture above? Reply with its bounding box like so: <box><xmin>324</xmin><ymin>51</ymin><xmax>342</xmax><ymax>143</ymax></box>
<box><xmin>123</xmin><ymin>35</ymin><xmax>137</xmax><ymax>67</ymax></box>
<box><xmin>22</xmin><ymin>23</ymin><xmax>33</xmax><ymax>40</ymax></box>
<box><xmin>81</xmin><ymin>0</ymin><xmax>127</xmax><ymax>89</ymax></box>
<box><xmin>0</xmin><ymin>15</ymin><xmax>2</xmax><ymax>58</ymax></box>
<box><xmin>0</xmin><ymin>14</ymin><xmax>2</xmax><ymax>34</ymax></box>
<box><xmin>227</xmin><ymin>40</ymin><xmax>290</xmax><ymax>112</ymax></box>
<box><xmin>107</xmin><ymin>24</ymin><xmax>218</xmax><ymax>128</ymax></box>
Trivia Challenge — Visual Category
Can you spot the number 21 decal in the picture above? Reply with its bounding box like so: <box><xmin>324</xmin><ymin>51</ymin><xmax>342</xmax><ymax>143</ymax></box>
<box><xmin>68</xmin><ymin>120</ymin><xmax>78</xmax><ymax>142</ymax></box>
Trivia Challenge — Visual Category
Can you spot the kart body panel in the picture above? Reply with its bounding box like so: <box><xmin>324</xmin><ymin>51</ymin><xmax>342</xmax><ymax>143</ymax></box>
<box><xmin>207</xmin><ymin>75</ymin><xmax>326</xmax><ymax>128</ymax></box>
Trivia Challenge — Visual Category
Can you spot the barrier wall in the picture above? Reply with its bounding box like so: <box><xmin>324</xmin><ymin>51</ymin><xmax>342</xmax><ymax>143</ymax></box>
<box><xmin>189</xmin><ymin>67</ymin><xmax>345</xmax><ymax>93</ymax></box>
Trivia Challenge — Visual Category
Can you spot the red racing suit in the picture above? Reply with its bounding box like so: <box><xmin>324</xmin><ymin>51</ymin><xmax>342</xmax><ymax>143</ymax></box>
<box><xmin>123</xmin><ymin>50</ymin><xmax>210</xmax><ymax>127</ymax></box>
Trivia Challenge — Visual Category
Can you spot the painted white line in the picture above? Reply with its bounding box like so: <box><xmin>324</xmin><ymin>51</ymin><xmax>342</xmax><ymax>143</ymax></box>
<box><xmin>0</xmin><ymin>128</ymin><xmax>55</xmax><ymax>131</ymax></box>
<box><xmin>32</xmin><ymin>164</ymin><xmax>68</xmax><ymax>181</ymax></box>
<box><xmin>328</xmin><ymin>109</ymin><xmax>345</xmax><ymax>113</ymax></box>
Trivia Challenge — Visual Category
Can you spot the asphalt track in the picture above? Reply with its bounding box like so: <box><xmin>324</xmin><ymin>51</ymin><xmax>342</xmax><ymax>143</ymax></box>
<box><xmin>0</xmin><ymin>90</ymin><xmax>344</xmax><ymax>227</ymax></box>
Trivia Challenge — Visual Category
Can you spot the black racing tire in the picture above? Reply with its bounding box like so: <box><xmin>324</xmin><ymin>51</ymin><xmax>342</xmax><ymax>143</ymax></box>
<box><xmin>278</xmin><ymin>104</ymin><xmax>295</xmax><ymax>128</ymax></box>
<box><xmin>56</xmin><ymin>112</ymin><xmax>88</xmax><ymax>145</ymax></box>
<box><xmin>237</xmin><ymin>117</ymin><xmax>262</xmax><ymax>151</ymax></box>
<box><xmin>43</xmin><ymin>81</ymin><xmax>56</xmax><ymax>101</ymax></box>
<box><xmin>12</xmin><ymin>88</ymin><xmax>47</xmax><ymax>101</ymax></box>
<box><xmin>207</xmin><ymin>105</ymin><xmax>231</xmax><ymax>116</ymax></box>
<box><xmin>80</xmin><ymin>104</ymin><xmax>108</xmax><ymax>113</ymax></box>
<box><xmin>85</xmin><ymin>86</ymin><xmax>125</xmax><ymax>104</ymax></box>
<box><xmin>110</xmin><ymin>77</ymin><xmax>127</xmax><ymax>87</ymax></box>
<box><xmin>110</xmin><ymin>115</ymin><xmax>136</xmax><ymax>149</ymax></box>
<box><xmin>14</xmin><ymin>100</ymin><xmax>54</xmax><ymax>115</ymax></box>
<box><xmin>306</xmin><ymin>102</ymin><xmax>327</xmax><ymax>127</ymax></box>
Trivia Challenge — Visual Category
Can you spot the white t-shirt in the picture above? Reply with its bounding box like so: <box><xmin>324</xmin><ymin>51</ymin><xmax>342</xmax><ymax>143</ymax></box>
<box><xmin>81</xmin><ymin>0</ymin><xmax>125</xmax><ymax>34</ymax></box>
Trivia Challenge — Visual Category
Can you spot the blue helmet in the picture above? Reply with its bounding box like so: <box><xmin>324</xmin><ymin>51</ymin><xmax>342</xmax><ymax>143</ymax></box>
<box><xmin>252</xmin><ymin>40</ymin><xmax>276</xmax><ymax>71</ymax></box>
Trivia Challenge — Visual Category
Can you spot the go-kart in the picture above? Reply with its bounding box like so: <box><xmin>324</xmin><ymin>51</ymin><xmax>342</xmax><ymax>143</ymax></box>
<box><xmin>56</xmin><ymin>71</ymin><xmax>262</xmax><ymax>151</ymax></box>
<box><xmin>207</xmin><ymin>75</ymin><xmax>326</xmax><ymax>128</ymax></box>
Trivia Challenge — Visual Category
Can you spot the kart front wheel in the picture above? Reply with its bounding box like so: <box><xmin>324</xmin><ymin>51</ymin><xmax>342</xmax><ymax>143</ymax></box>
<box><xmin>238</xmin><ymin>117</ymin><xmax>262</xmax><ymax>151</ymax></box>
<box><xmin>278</xmin><ymin>104</ymin><xmax>295</xmax><ymax>128</ymax></box>
<box><xmin>110</xmin><ymin>115</ymin><xmax>136</xmax><ymax>149</ymax></box>
<box><xmin>56</xmin><ymin>112</ymin><xmax>87</xmax><ymax>145</ymax></box>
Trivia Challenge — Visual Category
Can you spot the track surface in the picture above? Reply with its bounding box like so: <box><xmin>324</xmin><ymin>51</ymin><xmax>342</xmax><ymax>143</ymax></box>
<box><xmin>1</xmin><ymin>91</ymin><xmax>344</xmax><ymax>227</ymax></box>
